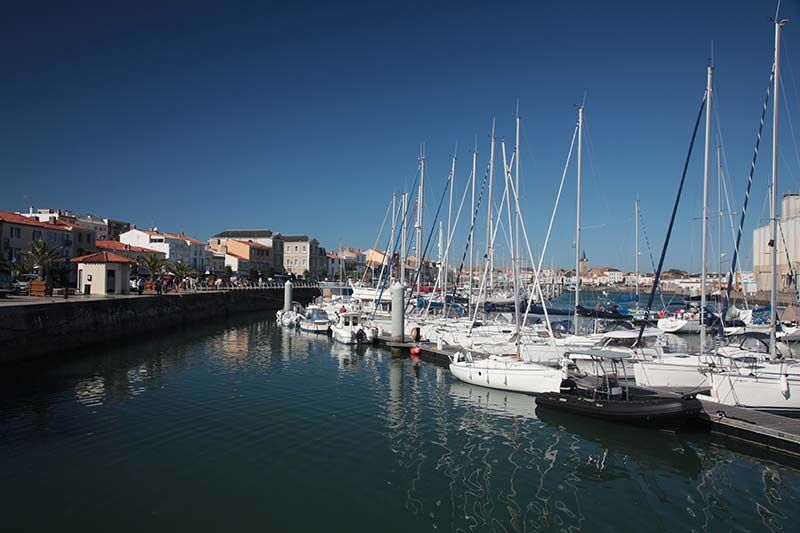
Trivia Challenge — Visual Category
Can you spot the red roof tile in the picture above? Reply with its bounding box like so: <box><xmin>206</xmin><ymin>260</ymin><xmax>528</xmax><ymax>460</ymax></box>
<box><xmin>0</xmin><ymin>211</ymin><xmax>68</xmax><ymax>232</ymax></box>
<box><xmin>71</xmin><ymin>251</ymin><xmax>137</xmax><ymax>264</ymax></box>
<box><xmin>164</xmin><ymin>232</ymin><xmax>203</xmax><ymax>245</ymax></box>
<box><xmin>232</xmin><ymin>239</ymin><xmax>270</xmax><ymax>249</ymax></box>
<box><xmin>96</xmin><ymin>240</ymin><xmax>162</xmax><ymax>254</ymax></box>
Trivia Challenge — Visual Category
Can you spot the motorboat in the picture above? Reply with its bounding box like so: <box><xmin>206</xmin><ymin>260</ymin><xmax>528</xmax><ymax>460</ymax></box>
<box><xmin>276</xmin><ymin>302</ymin><xmax>305</xmax><ymax>328</ymax></box>
<box><xmin>536</xmin><ymin>350</ymin><xmax>703</xmax><ymax>428</ymax></box>
<box><xmin>298</xmin><ymin>305</ymin><xmax>332</xmax><ymax>334</ymax></box>
<box><xmin>330</xmin><ymin>311</ymin><xmax>377</xmax><ymax>345</ymax></box>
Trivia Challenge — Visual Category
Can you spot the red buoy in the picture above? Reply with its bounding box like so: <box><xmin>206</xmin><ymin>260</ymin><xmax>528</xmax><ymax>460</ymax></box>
<box><xmin>410</xmin><ymin>346</ymin><xmax>421</xmax><ymax>356</ymax></box>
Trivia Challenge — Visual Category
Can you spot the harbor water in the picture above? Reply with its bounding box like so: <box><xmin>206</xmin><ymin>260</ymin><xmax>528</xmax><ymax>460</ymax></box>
<box><xmin>2</xmin><ymin>313</ymin><xmax>799</xmax><ymax>532</ymax></box>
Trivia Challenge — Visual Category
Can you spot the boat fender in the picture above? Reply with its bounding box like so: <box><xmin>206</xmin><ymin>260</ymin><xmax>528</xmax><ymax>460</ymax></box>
<box><xmin>781</xmin><ymin>374</ymin><xmax>790</xmax><ymax>398</ymax></box>
<box><xmin>410</xmin><ymin>346</ymin><xmax>421</xmax><ymax>356</ymax></box>
<box><xmin>436</xmin><ymin>336</ymin><xmax>443</xmax><ymax>351</ymax></box>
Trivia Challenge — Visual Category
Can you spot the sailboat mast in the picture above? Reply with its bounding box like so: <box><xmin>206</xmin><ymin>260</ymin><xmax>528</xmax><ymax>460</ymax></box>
<box><xmin>445</xmin><ymin>150</ymin><xmax>456</xmax><ymax>315</ymax></box>
<box><xmin>635</xmin><ymin>198</ymin><xmax>640</xmax><ymax>301</ymax></box>
<box><xmin>701</xmin><ymin>64</ymin><xmax>713</xmax><ymax>355</ymax></box>
<box><xmin>487</xmin><ymin>119</ymin><xmax>496</xmax><ymax>293</ymax></box>
<box><xmin>390</xmin><ymin>193</ymin><xmax>396</xmax><ymax>284</ymax></box>
<box><xmin>771</xmin><ymin>18</ymin><xmax>788</xmax><ymax>358</ymax></box>
<box><xmin>470</xmin><ymin>144</ymin><xmax>477</xmax><ymax>319</ymax></box>
<box><xmin>401</xmin><ymin>192</ymin><xmax>408</xmax><ymax>286</ymax></box>
<box><xmin>575</xmin><ymin>106</ymin><xmax>584</xmax><ymax>320</ymax></box>
<box><xmin>717</xmin><ymin>144</ymin><xmax>722</xmax><ymax>296</ymax></box>
<box><xmin>416</xmin><ymin>149</ymin><xmax>425</xmax><ymax>293</ymax></box>
<box><xmin>501</xmin><ymin>140</ymin><xmax>521</xmax><ymax>358</ymax></box>
<box><xmin>514</xmin><ymin>108</ymin><xmax>521</xmax><ymax>286</ymax></box>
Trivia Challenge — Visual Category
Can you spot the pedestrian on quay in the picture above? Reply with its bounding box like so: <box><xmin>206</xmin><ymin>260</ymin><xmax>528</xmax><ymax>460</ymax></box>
<box><xmin>155</xmin><ymin>277</ymin><xmax>163</xmax><ymax>295</ymax></box>
<box><xmin>137</xmin><ymin>277</ymin><xmax>144</xmax><ymax>295</ymax></box>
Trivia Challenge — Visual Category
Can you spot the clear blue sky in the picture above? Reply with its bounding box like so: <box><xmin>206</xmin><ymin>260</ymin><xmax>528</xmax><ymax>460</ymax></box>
<box><xmin>2</xmin><ymin>1</ymin><xmax>799</xmax><ymax>272</ymax></box>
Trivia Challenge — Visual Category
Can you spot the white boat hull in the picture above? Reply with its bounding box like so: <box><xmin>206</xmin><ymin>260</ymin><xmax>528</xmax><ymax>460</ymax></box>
<box><xmin>299</xmin><ymin>321</ymin><xmax>330</xmax><ymax>334</ymax></box>
<box><xmin>700</xmin><ymin>371</ymin><xmax>800</xmax><ymax>414</ymax></box>
<box><xmin>634</xmin><ymin>358</ymin><xmax>710</xmax><ymax>389</ymax></box>
<box><xmin>449</xmin><ymin>357</ymin><xmax>563</xmax><ymax>394</ymax></box>
<box><xmin>657</xmin><ymin>317</ymin><xmax>700</xmax><ymax>334</ymax></box>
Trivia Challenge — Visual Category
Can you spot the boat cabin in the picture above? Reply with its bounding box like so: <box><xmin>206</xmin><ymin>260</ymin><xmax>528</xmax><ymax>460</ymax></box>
<box><xmin>338</xmin><ymin>312</ymin><xmax>361</xmax><ymax>327</ymax></box>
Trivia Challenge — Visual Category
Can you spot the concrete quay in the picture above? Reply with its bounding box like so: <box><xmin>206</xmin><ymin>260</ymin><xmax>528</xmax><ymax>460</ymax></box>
<box><xmin>0</xmin><ymin>286</ymin><xmax>320</xmax><ymax>365</ymax></box>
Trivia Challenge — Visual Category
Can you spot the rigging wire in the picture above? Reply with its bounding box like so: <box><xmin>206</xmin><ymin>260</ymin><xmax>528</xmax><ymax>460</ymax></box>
<box><xmin>638</xmin><ymin>90</ymin><xmax>707</xmax><ymax>346</ymax></box>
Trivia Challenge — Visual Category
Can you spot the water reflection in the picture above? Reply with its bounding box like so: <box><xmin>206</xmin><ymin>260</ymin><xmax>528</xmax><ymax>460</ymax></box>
<box><xmin>1</xmin><ymin>315</ymin><xmax>800</xmax><ymax>533</ymax></box>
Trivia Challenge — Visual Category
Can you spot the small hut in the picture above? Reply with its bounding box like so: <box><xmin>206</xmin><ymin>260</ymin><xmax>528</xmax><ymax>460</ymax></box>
<box><xmin>71</xmin><ymin>252</ymin><xmax>137</xmax><ymax>296</ymax></box>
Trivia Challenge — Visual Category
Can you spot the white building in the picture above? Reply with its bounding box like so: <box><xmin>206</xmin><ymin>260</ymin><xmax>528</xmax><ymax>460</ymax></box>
<box><xmin>163</xmin><ymin>232</ymin><xmax>207</xmax><ymax>271</ymax></box>
<box><xmin>225</xmin><ymin>252</ymin><xmax>251</xmax><ymax>275</ymax></box>
<box><xmin>72</xmin><ymin>251</ymin><xmax>136</xmax><ymax>295</ymax></box>
<box><xmin>120</xmin><ymin>228</ymin><xmax>191</xmax><ymax>264</ymax></box>
<box><xmin>605</xmin><ymin>270</ymin><xmax>625</xmax><ymax>284</ymax></box>
<box><xmin>754</xmin><ymin>193</ymin><xmax>800</xmax><ymax>293</ymax></box>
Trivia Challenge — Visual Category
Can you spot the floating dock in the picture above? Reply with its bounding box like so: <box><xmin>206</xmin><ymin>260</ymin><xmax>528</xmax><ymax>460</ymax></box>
<box><xmin>375</xmin><ymin>335</ymin><xmax>800</xmax><ymax>460</ymax></box>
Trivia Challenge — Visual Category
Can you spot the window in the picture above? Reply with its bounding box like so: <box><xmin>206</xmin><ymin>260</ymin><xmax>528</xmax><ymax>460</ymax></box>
<box><xmin>32</xmin><ymin>230</ymin><xmax>42</xmax><ymax>241</ymax></box>
<box><xmin>10</xmin><ymin>227</ymin><xmax>21</xmax><ymax>239</ymax></box>
<box><xmin>78</xmin><ymin>233</ymin><xmax>83</xmax><ymax>243</ymax></box>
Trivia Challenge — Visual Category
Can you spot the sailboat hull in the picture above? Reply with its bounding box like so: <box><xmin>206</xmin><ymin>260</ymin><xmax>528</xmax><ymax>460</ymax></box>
<box><xmin>449</xmin><ymin>358</ymin><xmax>563</xmax><ymax>394</ymax></box>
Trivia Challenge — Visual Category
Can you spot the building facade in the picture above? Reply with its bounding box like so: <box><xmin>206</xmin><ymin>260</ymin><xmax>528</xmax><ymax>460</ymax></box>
<box><xmin>120</xmin><ymin>228</ymin><xmax>191</xmax><ymax>264</ymax></box>
<box><xmin>754</xmin><ymin>193</ymin><xmax>800</xmax><ymax>293</ymax></box>
<box><xmin>209</xmin><ymin>229</ymin><xmax>284</xmax><ymax>274</ymax></box>
<box><xmin>283</xmin><ymin>235</ymin><xmax>322</xmax><ymax>277</ymax></box>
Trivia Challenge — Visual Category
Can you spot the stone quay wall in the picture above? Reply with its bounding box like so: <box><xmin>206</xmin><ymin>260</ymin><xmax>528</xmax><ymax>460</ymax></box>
<box><xmin>0</xmin><ymin>287</ymin><xmax>319</xmax><ymax>364</ymax></box>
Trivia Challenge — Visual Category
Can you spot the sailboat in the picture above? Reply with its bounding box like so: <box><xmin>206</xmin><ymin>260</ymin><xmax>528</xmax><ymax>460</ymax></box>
<box><xmin>699</xmin><ymin>17</ymin><xmax>800</xmax><ymax>414</ymax></box>
<box><xmin>449</xmin><ymin>107</ymin><xmax>585</xmax><ymax>393</ymax></box>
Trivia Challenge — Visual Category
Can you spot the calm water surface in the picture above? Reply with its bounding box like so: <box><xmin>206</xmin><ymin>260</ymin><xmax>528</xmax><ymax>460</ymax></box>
<box><xmin>1</xmin><ymin>313</ymin><xmax>798</xmax><ymax>532</ymax></box>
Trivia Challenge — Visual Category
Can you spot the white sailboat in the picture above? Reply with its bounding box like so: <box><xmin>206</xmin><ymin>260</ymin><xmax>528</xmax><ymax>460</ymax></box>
<box><xmin>699</xmin><ymin>17</ymin><xmax>800</xmax><ymax>413</ymax></box>
<box><xmin>449</xmin><ymin>107</ymin><xmax>583</xmax><ymax>394</ymax></box>
<box><xmin>637</xmin><ymin>62</ymin><xmax>717</xmax><ymax>389</ymax></box>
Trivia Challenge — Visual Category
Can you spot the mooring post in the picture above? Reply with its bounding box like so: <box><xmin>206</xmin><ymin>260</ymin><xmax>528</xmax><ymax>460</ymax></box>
<box><xmin>284</xmin><ymin>279</ymin><xmax>293</xmax><ymax>311</ymax></box>
<box><xmin>391</xmin><ymin>282</ymin><xmax>404</xmax><ymax>343</ymax></box>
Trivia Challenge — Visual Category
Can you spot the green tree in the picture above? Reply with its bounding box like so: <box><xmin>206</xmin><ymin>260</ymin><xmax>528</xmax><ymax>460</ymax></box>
<box><xmin>171</xmin><ymin>261</ymin><xmax>192</xmax><ymax>290</ymax></box>
<box><xmin>224</xmin><ymin>265</ymin><xmax>233</xmax><ymax>278</ymax></box>
<box><xmin>302</xmin><ymin>269</ymin><xmax>310</xmax><ymax>279</ymax></box>
<box><xmin>141</xmin><ymin>254</ymin><xmax>168</xmax><ymax>278</ymax></box>
<box><xmin>25</xmin><ymin>240</ymin><xmax>63</xmax><ymax>281</ymax></box>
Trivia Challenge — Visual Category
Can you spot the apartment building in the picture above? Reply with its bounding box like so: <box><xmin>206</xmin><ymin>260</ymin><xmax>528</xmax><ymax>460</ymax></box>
<box><xmin>209</xmin><ymin>229</ymin><xmax>284</xmax><ymax>274</ymax></box>
<box><xmin>283</xmin><ymin>235</ymin><xmax>321</xmax><ymax>277</ymax></box>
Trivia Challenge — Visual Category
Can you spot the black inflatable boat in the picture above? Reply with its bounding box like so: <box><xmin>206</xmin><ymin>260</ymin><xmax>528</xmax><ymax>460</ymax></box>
<box><xmin>535</xmin><ymin>349</ymin><xmax>702</xmax><ymax>429</ymax></box>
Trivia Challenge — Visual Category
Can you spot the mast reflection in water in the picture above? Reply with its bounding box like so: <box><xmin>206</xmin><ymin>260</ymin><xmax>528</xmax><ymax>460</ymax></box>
<box><xmin>0</xmin><ymin>315</ymin><xmax>798</xmax><ymax>532</ymax></box>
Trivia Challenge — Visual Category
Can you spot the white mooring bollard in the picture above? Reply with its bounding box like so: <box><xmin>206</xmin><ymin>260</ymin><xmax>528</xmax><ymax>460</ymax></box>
<box><xmin>391</xmin><ymin>282</ymin><xmax>404</xmax><ymax>343</ymax></box>
<box><xmin>284</xmin><ymin>280</ymin><xmax>293</xmax><ymax>312</ymax></box>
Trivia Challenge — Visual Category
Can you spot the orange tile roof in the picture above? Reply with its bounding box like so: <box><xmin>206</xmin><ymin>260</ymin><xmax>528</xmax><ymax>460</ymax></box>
<box><xmin>96</xmin><ymin>240</ymin><xmax>162</xmax><ymax>254</ymax></box>
<box><xmin>164</xmin><ymin>232</ymin><xmax>203</xmax><ymax>245</ymax></box>
<box><xmin>232</xmin><ymin>239</ymin><xmax>270</xmax><ymax>249</ymax></box>
<box><xmin>71</xmin><ymin>251</ymin><xmax>137</xmax><ymax>264</ymax></box>
<box><xmin>0</xmin><ymin>211</ymin><xmax>68</xmax><ymax>232</ymax></box>
<box><xmin>226</xmin><ymin>252</ymin><xmax>250</xmax><ymax>260</ymax></box>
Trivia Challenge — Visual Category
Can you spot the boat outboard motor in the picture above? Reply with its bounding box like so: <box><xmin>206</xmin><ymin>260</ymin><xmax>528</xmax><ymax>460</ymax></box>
<box><xmin>559</xmin><ymin>378</ymin><xmax>578</xmax><ymax>395</ymax></box>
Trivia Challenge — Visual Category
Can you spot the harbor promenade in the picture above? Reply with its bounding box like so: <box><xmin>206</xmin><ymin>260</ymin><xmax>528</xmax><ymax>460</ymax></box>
<box><xmin>0</xmin><ymin>285</ymin><xmax>320</xmax><ymax>364</ymax></box>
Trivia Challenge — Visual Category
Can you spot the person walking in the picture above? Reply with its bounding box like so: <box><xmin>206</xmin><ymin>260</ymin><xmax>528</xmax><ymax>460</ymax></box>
<box><xmin>155</xmin><ymin>277</ymin><xmax>162</xmax><ymax>295</ymax></box>
<box><xmin>137</xmin><ymin>277</ymin><xmax>144</xmax><ymax>295</ymax></box>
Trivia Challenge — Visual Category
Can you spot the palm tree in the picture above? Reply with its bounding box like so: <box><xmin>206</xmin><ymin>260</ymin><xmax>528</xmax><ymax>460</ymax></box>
<box><xmin>141</xmin><ymin>254</ymin><xmax>168</xmax><ymax>279</ymax></box>
<box><xmin>172</xmin><ymin>260</ymin><xmax>190</xmax><ymax>281</ymax></box>
<box><xmin>25</xmin><ymin>240</ymin><xmax>63</xmax><ymax>281</ymax></box>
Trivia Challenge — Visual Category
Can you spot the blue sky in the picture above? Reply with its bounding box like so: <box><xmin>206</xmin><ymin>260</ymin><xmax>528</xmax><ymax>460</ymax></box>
<box><xmin>2</xmin><ymin>1</ymin><xmax>799</xmax><ymax>272</ymax></box>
